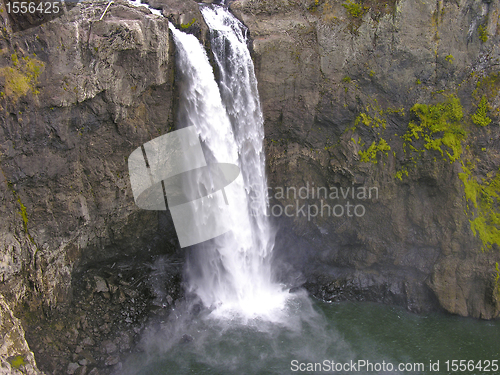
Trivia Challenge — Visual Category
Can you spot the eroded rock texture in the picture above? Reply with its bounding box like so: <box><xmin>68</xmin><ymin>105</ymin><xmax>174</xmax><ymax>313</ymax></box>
<box><xmin>230</xmin><ymin>0</ymin><xmax>500</xmax><ymax>319</ymax></box>
<box><xmin>0</xmin><ymin>1</ymin><xmax>181</xmax><ymax>373</ymax></box>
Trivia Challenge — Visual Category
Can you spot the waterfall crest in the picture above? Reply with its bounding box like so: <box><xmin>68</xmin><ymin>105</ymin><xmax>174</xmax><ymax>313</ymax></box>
<box><xmin>169</xmin><ymin>6</ymin><xmax>289</xmax><ymax>322</ymax></box>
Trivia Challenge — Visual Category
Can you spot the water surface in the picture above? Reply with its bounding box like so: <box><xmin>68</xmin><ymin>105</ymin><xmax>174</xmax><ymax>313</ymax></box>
<box><xmin>123</xmin><ymin>293</ymin><xmax>500</xmax><ymax>375</ymax></box>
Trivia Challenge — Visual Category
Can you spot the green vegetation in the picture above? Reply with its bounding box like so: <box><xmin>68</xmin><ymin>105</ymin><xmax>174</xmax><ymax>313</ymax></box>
<box><xmin>473</xmin><ymin>73</ymin><xmax>500</xmax><ymax>100</ymax></box>
<box><xmin>459</xmin><ymin>165</ymin><xmax>500</xmax><ymax>251</ymax></box>
<box><xmin>402</xmin><ymin>95</ymin><xmax>466</xmax><ymax>163</ymax></box>
<box><xmin>347</xmin><ymin>102</ymin><xmax>403</xmax><ymax>165</ymax></box>
<box><xmin>355</xmin><ymin>110</ymin><xmax>387</xmax><ymax>129</ymax></box>
<box><xmin>8</xmin><ymin>355</ymin><xmax>26</xmax><ymax>369</ymax></box>
<box><xmin>181</xmin><ymin>18</ymin><xmax>196</xmax><ymax>29</ymax></box>
<box><xmin>17</xmin><ymin>197</ymin><xmax>28</xmax><ymax>233</ymax></box>
<box><xmin>308</xmin><ymin>0</ymin><xmax>320</xmax><ymax>12</ymax></box>
<box><xmin>342</xmin><ymin>0</ymin><xmax>365</xmax><ymax>17</ymax></box>
<box><xmin>4</xmin><ymin>177</ymin><xmax>37</xmax><ymax>246</ymax></box>
<box><xmin>395</xmin><ymin>167</ymin><xmax>409</xmax><ymax>181</ymax></box>
<box><xmin>342</xmin><ymin>76</ymin><xmax>352</xmax><ymax>83</ymax></box>
<box><xmin>478</xmin><ymin>24</ymin><xmax>488</xmax><ymax>42</ymax></box>
<box><xmin>344</xmin><ymin>73</ymin><xmax>498</xmax><ymax>253</ymax></box>
<box><xmin>471</xmin><ymin>95</ymin><xmax>492</xmax><ymax>127</ymax></box>
<box><xmin>359</xmin><ymin>139</ymin><xmax>390</xmax><ymax>163</ymax></box>
<box><xmin>0</xmin><ymin>53</ymin><xmax>44</xmax><ymax>102</ymax></box>
<box><xmin>445</xmin><ymin>54</ymin><xmax>455</xmax><ymax>63</ymax></box>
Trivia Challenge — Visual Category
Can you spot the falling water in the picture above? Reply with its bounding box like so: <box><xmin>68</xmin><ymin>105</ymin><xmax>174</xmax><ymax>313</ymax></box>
<box><xmin>118</xmin><ymin>6</ymin><xmax>500</xmax><ymax>375</ymax></box>
<box><xmin>200</xmin><ymin>5</ymin><xmax>273</xmax><ymax>260</ymax></box>
<box><xmin>168</xmin><ymin>6</ymin><xmax>288</xmax><ymax>321</ymax></box>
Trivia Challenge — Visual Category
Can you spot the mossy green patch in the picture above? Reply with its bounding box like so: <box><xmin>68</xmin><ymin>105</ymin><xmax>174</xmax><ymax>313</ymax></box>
<box><xmin>478</xmin><ymin>24</ymin><xmax>488</xmax><ymax>42</ymax></box>
<box><xmin>346</xmin><ymin>101</ymin><xmax>402</xmax><ymax>165</ymax></box>
<box><xmin>459</xmin><ymin>164</ymin><xmax>500</xmax><ymax>251</ymax></box>
<box><xmin>180</xmin><ymin>18</ymin><xmax>196</xmax><ymax>29</ymax></box>
<box><xmin>358</xmin><ymin>138</ymin><xmax>390</xmax><ymax>163</ymax></box>
<box><xmin>445</xmin><ymin>54</ymin><xmax>454</xmax><ymax>63</ymax></box>
<box><xmin>395</xmin><ymin>167</ymin><xmax>409</xmax><ymax>181</ymax></box>
<box><xmin>17</xmin><ymin>197</ymin><xmax>28</xmax><ymax>233</ymax></box>
<box><xmin>473</xmin><ymin>73</ymin><xmax>500</xmax><ymax>101</ymax></box>
<box><xmin>471</xmin><ymin>95</ymin><xmax>492</xmax><ymax>127</ymax></box>
<box><xmin>8</xmin><ymin>355</ymin><xmax>26</xmax><ymax>369</ymax></box>
<box><xmin>342</xmin><ymin>0</ymin><xmax>365</xmax><ymax>17</ymax></box>
<box><xmin>401</xmin><ymin>95</ymin><xmax>466</xmax><ymax>163</ymax></box>
<box><xmin>11</xmin><ymin>53</ymin><xmax>19</xmax><ymax>66</ymax></box>
<box><xmin>0</xmin><ymin>53</ymin><xmax>44</xmax><ymax>102</ymax></box>
<box><xmin>353</xmin><ymin>103</ymin><xmax>390</xmax><ymax>130</ymax></box>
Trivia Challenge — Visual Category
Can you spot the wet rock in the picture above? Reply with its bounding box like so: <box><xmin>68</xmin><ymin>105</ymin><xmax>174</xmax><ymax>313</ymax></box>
<box><xmin>82</xmin><ymin>338</ymin><xmax>94</xmax><ymax>347</ymax></box>
<box><xmin>78</xmin><ymin>359</ymin><xmax>88</xmax><ymax>366</ymax></box>
<box><xmin>142</xmin><ymin>0</ymin><xmax>209</xmax><ymax>42</ymax></box>
<box><xmin>67</xmin><ymin>362</ymin><xmax>80</xmax><ymax>375</ymax></box>
<box><xmin>104</xmin><ymin>355</ymin><xmax>120</xmax><ymax>366</ymax></box>
<box><xmin>101</xmin><ymin>340</ymin><xmax>117</xmax><ymax>355</ymax></box>
<box><xmin>180</xmin><ymin>334</ymin><xmax>194</xmax><ymax>344</ymax></box>
<box><xmin>116</xmin><ymin>333</ymin><xmax>131</xmax><ymax>352</ymax></box>
<box><xmin>94</xmin><ymin>277</ymin><xmax>109</xmax><ymax>294</ymax></box>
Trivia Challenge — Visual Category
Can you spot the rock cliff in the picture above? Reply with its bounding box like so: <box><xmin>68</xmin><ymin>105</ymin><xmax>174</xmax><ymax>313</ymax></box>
<box><xmin>230</xmin><ymin>0</ymin><xmax>500</xmax><ymax>318</ymax></box>
<box><xmin>0</xmin><ymin>1</ymin><xmax>181</xmax><ymax>373</ymax></box>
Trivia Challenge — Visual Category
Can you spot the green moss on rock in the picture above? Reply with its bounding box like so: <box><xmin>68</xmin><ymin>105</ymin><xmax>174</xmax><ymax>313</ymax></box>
<box><xmin>0</xmin><ymin>53</ymin><xmax>44</xmax><ymax>102</ymax></box>
<box><xmin>181</xmin><ymin>18</ymin><xmax>196</xmax><ymax>29</ymax></box>
<box><xmin>402</xmin><ymin>95</ymin><xmax>466</xmax><ymax>163</ymax></box>
<box><xmin>359</xmin><ymin>138</ymin><xmax>390</xmax><ymax>163</ymax></box>
<box><xmin>471</xmin><ymin>95</ymin><xmax>492</xmax><ymax>127</ymax></box>
<box><xmin>459</xmin><ymin>165</ymin><xmax>500</xmax><ymax>251</ymax></box>
<box><xmin>478</xmin><ymin>24</ymin><xmax>488</xmax><ymax>43</ymax></box>
<box><xmin>342</xmin><ymin>0</ymin><xmax>365</xmax><ymax>17</ymax></box>
<box><xmin>8</xmin><ymin>355</ymin><xmax>26</xmax><ymax>369</ymax></box>
<box><xmin>17</xmin><ymin>197</ymin><xmax>28</xmax><ymax>233</ymax></box>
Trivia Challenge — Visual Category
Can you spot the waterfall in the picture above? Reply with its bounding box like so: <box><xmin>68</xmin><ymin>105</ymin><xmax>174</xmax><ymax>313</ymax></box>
<box><xmin>168</xmin><ymin>6</ymin><xmax>288</xmax><ymax>321</ymax></box>
<box><xmin>200</xmin><ymin>5</ymin><xmax>273</xmax><ymax>261</ymax></box>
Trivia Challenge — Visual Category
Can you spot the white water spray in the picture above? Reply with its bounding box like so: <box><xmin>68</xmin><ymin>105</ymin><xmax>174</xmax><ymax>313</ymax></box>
<box><xmin>169</xmin><ymin>7</ymin><xmax>289</xmax><ymax>321</ymax></box>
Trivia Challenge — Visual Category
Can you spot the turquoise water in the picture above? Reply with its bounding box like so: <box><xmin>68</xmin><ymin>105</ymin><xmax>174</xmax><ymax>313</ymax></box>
<box><xmin>122</xmin><ymin>293</ymin><xmax>500</xmax><ymax>375</ymax></box>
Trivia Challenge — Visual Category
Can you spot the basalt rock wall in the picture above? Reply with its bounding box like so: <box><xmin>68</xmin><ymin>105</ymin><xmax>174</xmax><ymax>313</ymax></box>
<box><xmin>0</xmin><ymin>2</ymin><xmax>182</xmax><ymax>373</ymax></box>
<box><xmin>230</xmin><ymin>0</ymin><xmax>500</xmax><ymax>319</ymax></box>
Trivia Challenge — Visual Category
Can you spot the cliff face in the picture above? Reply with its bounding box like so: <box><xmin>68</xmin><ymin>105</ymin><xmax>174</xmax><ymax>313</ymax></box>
<box><xmin>230</xmin><ymin>0</ymin><xmax>500</xmax><ymax>318</ymax></box>
<box><xmin>0</xmin><ymin>2</ymin><xmax>182</xmax><ymax>373</ymax></box>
